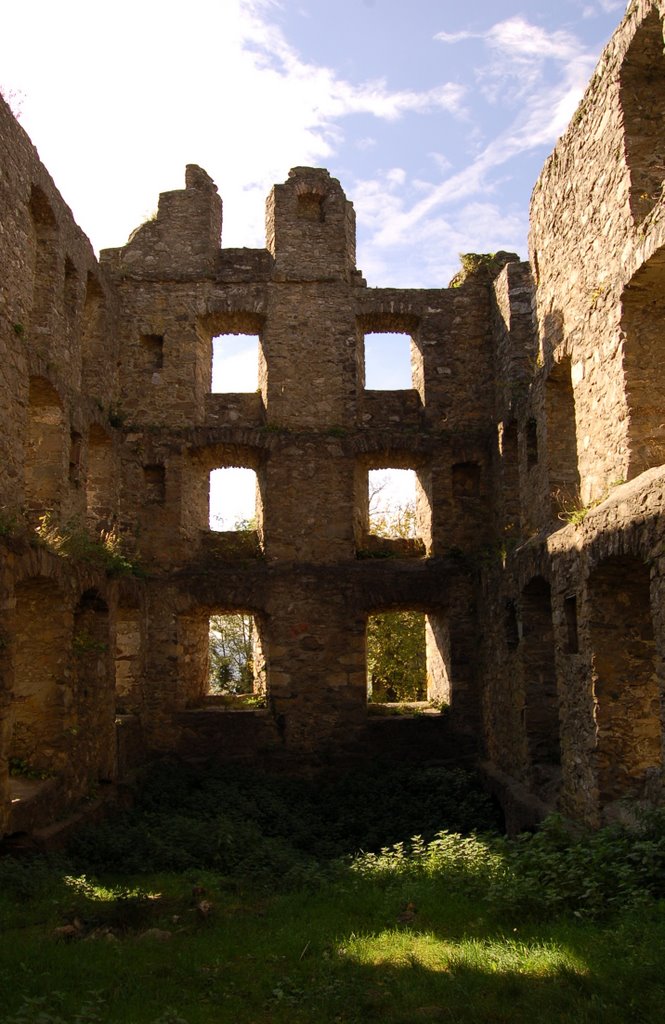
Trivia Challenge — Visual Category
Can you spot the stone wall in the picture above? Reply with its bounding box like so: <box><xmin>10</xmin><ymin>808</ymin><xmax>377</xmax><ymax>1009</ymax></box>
<box><xmin>2</xmin><ymin>0</ymin><xmax>665</xmax><ymax>837</ymax></box>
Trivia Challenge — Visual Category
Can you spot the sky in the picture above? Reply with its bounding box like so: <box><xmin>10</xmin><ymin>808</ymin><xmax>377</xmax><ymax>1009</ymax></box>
<box><xmin>0</xmin><ymin>0</ymin><xmax>628</xmax><ymax>524</ymax></box>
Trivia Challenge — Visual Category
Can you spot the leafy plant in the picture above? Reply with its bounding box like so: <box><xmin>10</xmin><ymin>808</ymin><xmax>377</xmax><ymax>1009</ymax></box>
<box><xmin>35</xmin><ymin>514</ymin><xmax>140</xmax><ymax>576</ymax></box>
<box><xmin>8</xmin><ymin>756</ymin><xmax>53</xmax><ymax>780</ymax></box>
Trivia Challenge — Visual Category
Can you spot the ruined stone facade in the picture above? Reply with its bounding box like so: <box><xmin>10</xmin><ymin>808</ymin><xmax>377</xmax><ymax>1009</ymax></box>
<box><xmin>2</xmin><ymin>0</ymin><xmax>665</xmax><ymax>838</ymax></box>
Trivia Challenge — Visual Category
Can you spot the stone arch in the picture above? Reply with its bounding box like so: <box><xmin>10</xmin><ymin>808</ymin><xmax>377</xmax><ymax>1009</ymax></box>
<box><xmin>588</xmin><ymin>555</ymin><xmax>662</xmax><ymax>804</ymax></box>
<box><xmin>620</xmin><ymin>6</ymin><xmax>665</xmax><ymax>224</ymax></box>
<box><xmin>520</xmin><ymin>575</ymin><xmax>562</xmax><ymax>798</ymax></box>
<box><xmin>25</xmin><ymin>376</ymin><xmax>66</xmax><ymax>520</ymax></box>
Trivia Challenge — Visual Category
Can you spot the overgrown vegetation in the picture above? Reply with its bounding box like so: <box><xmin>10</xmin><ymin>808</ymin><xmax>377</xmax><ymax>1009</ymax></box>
<box><xmin>2</xmin><ymin>763</ymin><xmax>665</xmax><ymax>1023</ymax></box>
<box><xmin>36</xmin><ymin>513</ymin><xmax>141</xmax><ymax>576</ymax></box>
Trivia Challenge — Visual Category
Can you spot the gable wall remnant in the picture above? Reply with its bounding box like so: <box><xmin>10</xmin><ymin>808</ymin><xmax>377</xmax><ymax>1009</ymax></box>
<box><xmin>2</xmin><ymin>0</ymin><xmax>665</xmax><ymax>838</ymax></box>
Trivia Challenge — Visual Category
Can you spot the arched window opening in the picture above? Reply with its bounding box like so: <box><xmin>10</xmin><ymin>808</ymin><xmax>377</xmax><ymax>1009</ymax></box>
<box><xmin>521</xmin><ymin>576</ymin><xmax>562</xmax><ymax>799</ymax></box>
<box><xmin>619</xmin><ymin>7</ymin><xmax>665</xmax><ymax>223</ymax></box>
<box><xmin>208</xmin><ymin>613</ymin><xmax>267</xmax><ymax>704</ymax></box>
<box><xmin>209</xmin><ymin>466</ymin><xmax>258</xmax><ymax>531</ymax></box>
<box><xmin>297</xmin><ymin>191</ymin><xmax>325</xmax><ymax>222</ymax></box>
<box><xmin>589</xmin><ymin>556</ymin><xmax>662</xmax><ymax>804</ymax></box>
<box><xmin>546</xmin><ymin>357</ymin><xmax>580</xmax><ymax>517</ymax></box>
<box><xmin>25</xmin><ymin>377</ymin><xmax>66</xmax><ymax>521</ymax></box>
<box><xmin>211</xmin><ymin>334</ymin><xmax>260</xmax><ymax>393</ymax></box>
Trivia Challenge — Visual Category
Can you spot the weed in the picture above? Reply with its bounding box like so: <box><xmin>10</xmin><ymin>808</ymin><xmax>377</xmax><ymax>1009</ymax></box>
<box><xmin>8</xmin><ymin>756</ymin><xmax>53</xmax><ymax>780</ymax></box>
<box><xmin>73</xmin><ymin>631</ymin><xmax>109</xmax><ymax>656</ymax></box>
<box><xmin>35</xmin><ymin>514</ymin><xmax>141</xmax><ymax>576</ymax></box>
<box><xmin>12</xmin><ymin>322</ymin><xmax>24</xmax><ymax>337</ymax></box>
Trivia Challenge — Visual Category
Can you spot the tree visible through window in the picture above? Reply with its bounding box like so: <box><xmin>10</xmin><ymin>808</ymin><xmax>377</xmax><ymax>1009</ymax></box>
<box><xmin>208</xmin><ymin>613</ymin><xmax>254</xmax><ymax>694</ymax></box>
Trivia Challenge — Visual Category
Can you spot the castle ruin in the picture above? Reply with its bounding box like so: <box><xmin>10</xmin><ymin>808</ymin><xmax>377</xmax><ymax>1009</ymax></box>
<box><xmin>2</xmin><ymin>0</ymin><xmax>664</xmax><ymax>839</ymax></box>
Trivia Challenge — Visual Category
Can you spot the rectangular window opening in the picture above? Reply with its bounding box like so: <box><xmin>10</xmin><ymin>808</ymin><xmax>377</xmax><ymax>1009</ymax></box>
<box><xmin>364</xmin><ymin>332</ymin><xmax>413</xmax><ymax>390</ymax></box>
<box><xmin>209</xmin><ymin>466</ymin><xmax>257</xmax><ymax>531</ymax></box>
<box><xmin>141</xmin><ymin>333</ymin><xmax>164</xmax><ymax>372</ymax></box>
<box><xmin>211</xmin><ymin>334</ymin><xmax>260</xmax><ymax>393</ymax></box>
<box><xmin>368</xmin><ymin>467</ymin><xmax>417</xmax><ymax>537</ymax></box>
<box><xmin>144</xmin><ymin>464</ymin><xmax>166</xmax><ymax>504</ymax></box>
<box><xmin>367</xmin><ymin>610</ymin><xmax>426</xmax><ymax>704</ymax></box>
<box><xmin>208</xmin><ymin>613</ymin><xmax>266</xmax><ymax>704</ymax></box>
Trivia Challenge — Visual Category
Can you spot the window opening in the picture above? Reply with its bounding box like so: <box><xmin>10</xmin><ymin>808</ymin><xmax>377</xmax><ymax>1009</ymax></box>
<box><xmin>546</xmin><ymin>357</ymin><xmax>580</xmax><ymax>515</ymax></box>
<box><xmin>452</xmin><ymin>462</ymin><xmax>481</xmax><ymax>499</ymax></box>
<box><xmin>211</xmin><ymin>334</ymin><xmax>260</xmax><ymax>393</ymax></box>
<box><xmin>141</xmin><ymin>333</ymin><xmax>164</xmax><ymax>372</ymax></box>
<box><xmin>364</xmin><ymin>332</ymin><xmax>413</xmax><ymax>390</ymax></box>
<box><xmin>144</xmin><ymin>464</ymin><xmax>166</xmax><ymax>504</ymax></box>
<box><xmin>368</xmin><ymin>468</ymin><xmax>417</xmax><ymax>537</ymax></box>
<box><xmin>367</xmin><ymin>611</ymin><xmax>426</xmax><ymax>703</ymax></box>
<box><xmin>208</xmin><ymin>613</ymin><xmax>266</xmax><ymax>700</ymax></box>
<box><xmin>209</xmin><ymin>466</ymin><xmax>257</xmax><ymax>531</ymax></box>
<box><xmin>297</xmin><ymin>191</ymin><xmax>325</xmax><ymax>221</ymax></box>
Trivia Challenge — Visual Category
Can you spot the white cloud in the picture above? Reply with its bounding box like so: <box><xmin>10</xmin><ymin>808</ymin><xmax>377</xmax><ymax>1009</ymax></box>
<box><xmin>360</xmin><ymin>15</ymin><xmax>598</xmax><ymax>259</ymax></box>
<box><xmin>0</xmin><ymin>0</ymin><xmax>466</xmax><ymax>253</ymax></box>
<box><xmin>435</xmin><ymin>30</ymin><xmax>480</xmax><ymax>44</ymax></box>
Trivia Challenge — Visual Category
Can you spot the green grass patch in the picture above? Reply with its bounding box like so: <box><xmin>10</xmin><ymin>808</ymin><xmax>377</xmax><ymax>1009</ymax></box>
<box><xmin>1</xmin><ymin>763</ymin><xmax>665</xmax><ymax>1023</ymax></box>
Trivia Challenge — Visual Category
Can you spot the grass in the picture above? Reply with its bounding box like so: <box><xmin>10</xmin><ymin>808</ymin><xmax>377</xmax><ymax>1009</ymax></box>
<box><xmin>1</xmin><ymin>763</ymin><xmax>665</xmax><ymax>1023</ymax></box>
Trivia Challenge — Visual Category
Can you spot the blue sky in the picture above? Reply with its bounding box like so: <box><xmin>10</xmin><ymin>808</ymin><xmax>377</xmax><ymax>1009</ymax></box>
<box><xmin>0</xmin><ymin>0</ymin><xmax>627</xmax><ymax>523</ymax></box>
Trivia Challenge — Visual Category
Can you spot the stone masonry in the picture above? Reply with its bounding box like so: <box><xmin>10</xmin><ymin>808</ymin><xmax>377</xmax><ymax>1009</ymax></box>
<box><xmin>1</xmin><ymin>0</ymin><xmax>665</xmax><ymax>838</ymax></box>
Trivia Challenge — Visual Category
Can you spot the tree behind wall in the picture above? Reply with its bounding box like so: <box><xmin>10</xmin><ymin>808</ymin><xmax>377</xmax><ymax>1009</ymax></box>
<box><xmin>209</xmin><ymin>614</ymin><xmax>254</xmax><ymax>693</ymax></box>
